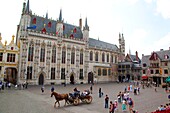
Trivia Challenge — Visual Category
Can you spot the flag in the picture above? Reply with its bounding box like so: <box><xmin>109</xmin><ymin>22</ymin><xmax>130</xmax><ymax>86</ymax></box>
<box><xmin>27</xmin><ymin>25</ymin><xmax>36</xmax><ymax>29</ymax></box>
<box><xmin>42</xmin><ymin>28</ymin><xmax>46</xmax><ymax>33</ymax></box>
<box><xmin>73</xmin><ymin>28</ymin><xmax>77</xmax><ymax>33</ymax></box>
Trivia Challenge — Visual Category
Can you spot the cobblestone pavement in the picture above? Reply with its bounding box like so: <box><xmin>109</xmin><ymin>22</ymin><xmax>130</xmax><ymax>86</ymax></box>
<box><xmin>0</xmin><ymin>83</ymin><xmax>169</xmax><ymax>113</ymax></box>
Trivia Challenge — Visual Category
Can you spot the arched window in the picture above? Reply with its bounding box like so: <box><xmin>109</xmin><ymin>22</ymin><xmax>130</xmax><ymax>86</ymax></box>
<box><xmin>98</xmin><ymin>68</ymin><xmax>101</xmax><ymax>76</ymax></box>
<box><xmin>80</xmin><ymin>50</ymin><xmax>83</xmax><ymax>65</ymax></box>
<box><xmin>90</xmin><ymin>51</ymin><xmax>93</xmax><ymax>61</ymax></box>
<box><xmin>108</xmin><ymin>69</ymin><xmax>111</xmax><ymax>75</ymax></box>
<box><xmin>40</xmin><ymin>44</ymin><xmax>45</xmax><ymax>62</ymax></box>
<box><xmin>71</xmin><ymin>48</ymin><xmax>75</xmax><ymax>64</ymax></box>
<box><xmin>103</xmin><ymin>69</ymin><xmax>107</xmax><ymax>76</ymax></box>
<box><xmin>107</xmin><ymin>54</ymin><xmax>109</xmax><ymax>62</ymax></box>
<box><xmin>95</xmin><ymin>52</ymin><xmax>98</xmax><ymax>62</ymax></box>
<box><xmin>32</xmin><ymin>18</ymin><xmax>36</xmax><ymax>24</ymax></box>
<box><xmin>51</xmin><ymin>46</ymin><xmax>56</xmax><ymax>63</ymax></box>
<box><xmin>62</xmin><ymin>47</ymin><xmax>66</xmax><ymax>64</ymax></box>
<box><xmin>27</xmin><ymin>66</ymin><xmax>32</xmax><ymax>80</ymax></box>
<box><xmin>111</xmin><ymin>54</ymin><xmax>113</xmax><ymax>63</ymax></box>
<box><xmin>28</xmin><ymin>42</ymin><xmax>34</xmax><ymax>61</ymax></box>
<box><xmin>102</xmin><ymin>53</ymin><xmax>105</xmax><ymax>62</ymax></box>
<box><xmin>51</xmin><ymin>68</ymin><xmax>55</xmax><ymax>80</ymax></box>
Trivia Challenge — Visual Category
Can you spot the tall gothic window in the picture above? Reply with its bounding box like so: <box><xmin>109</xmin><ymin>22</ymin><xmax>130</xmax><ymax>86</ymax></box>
<box><xmin>115</xmin><ymin>56</ymin><xmax>117</xmax><ymax>63</ymax></box>
<box><xmin>27</xmin><ymin>66</ymin><xmax>32</xmax><ymax>80</ymax></box>
<box><xmin>103</xmin><ymin>69</ymin><xmax>107</xmax><ymax>76</ymax></box>
<box><xmin>111</xmin><ymin>54</ymin><xmax>113</xmax><ymax>63</ymax></box>
<box><xmin>79</xmin><ymin>69</ymin><xmax>83</xmax><ymax>79</ymax></box>
<box><xmin>51</xmin><ymin>68</ymin><xmax>55</xmax><ymax>79</ymax></box>
<box><xmin>90</xmin><ymin>51</ymin><xmax>93</xmax><ymax>61</ymax></box>
<box><xmin>80</xmin><ymin>50</ymin><xmax>83</xmax><ymax>65</ymax></box>
<box><xmin>61</xmin><ymin>68</ymin><xmax>65</xmax><ymax>79</ymax></box>
<box><xmin>7</xmin><ymin>53</ymin><xmax>15</xmax><ymax>62</ymax></box>
<box><xmin>0</xmin><ymin>53</ymin><xmax>3</xmax><ymax>61</ymax></box>
<box><xmin>62</xmin><ymin>48</ymin><xmax>66</xmax><ymax>64</ymax></box>
<box><xmin>102</xmin><ymin>53</ymin><xmax>105</xmax><ymax>62</ymax></box>
<box><xmin>108</xmin><ymin>69</ymin><xmax>111</xmax><ymax>75</ymax></box>
<box><xmin>95</xmin><ymin>52</ymin><xmax>98</xmax><ymax>62</ymax></box>
<box><xmin>71</xmin><ymin>48</ymin><xmax>75</xmax><ymax>64</ymax></box>
<box><xmin>51</xmin><ymin>46</ymin><xmax>56</xmax><ymax>63</ymax></box>
<box><xmin>98</xmin><ymin>68</ymin><xmax>101</xmax><ymax>76</ymax></box>
<box><xmin>107</xmin><ymin>54</ymin><xmax>109</xmax><ymax>62</ymax></box>
<box><xmin>40</xmin><ymin>45</ymin><xmax>45</xmax><ymax>62</ymax></box>
<box><xmin>28</xmin><ymin>42</ymin><xmax>34</xmax><ymax>61</ymax></box>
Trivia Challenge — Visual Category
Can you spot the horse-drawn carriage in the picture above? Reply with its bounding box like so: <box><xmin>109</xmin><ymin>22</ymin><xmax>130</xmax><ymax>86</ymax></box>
<box><xmin>68</xmin><ymin>90</ymin><xmax>92</xmax><ymax>105</ymax></box>
<box><xmin>51</xmin><ymin>90</ymin><xmax>92</xmax><ymax>107</ymax></box>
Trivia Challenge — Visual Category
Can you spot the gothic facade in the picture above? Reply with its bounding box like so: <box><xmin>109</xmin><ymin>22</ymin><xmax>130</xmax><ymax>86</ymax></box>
<box><xmin>15</xmin><ymin>0</ymin><xmax>125</xmax><ymax>85</ymax></box>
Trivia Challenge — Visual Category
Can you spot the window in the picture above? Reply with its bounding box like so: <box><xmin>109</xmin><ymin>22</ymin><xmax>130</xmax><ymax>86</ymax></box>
<box><xmin>28</xmin><ymin>44</ymin><xmax>34</xmax><ymax>61</ymax></box>
<box><xmin>164</xmin><ymin>69</ymin><xmax>168</xmax><ymax>74</ymax></box>
<box><xmin>111</xmin><ymin>54</ymin><xmax>113</xmax><ymax>63</ymax></box>
<box><xmin>98</xmin><ymin>68</ymin><xmax>101</xmax><ymax>76</ymax></box>
<box><xmin>108</xmin><ymin>69</ymin><xmax>111</xmax><ymax>75</ymax></box>
<box><xmin>95</xmin><ymin>52</ymin><xmax>98</xmax><ymax>61</ymax></box>
<box><xmin>107</xmin><ymin>54</ymin><xmax>109</xmax><ymax>62</ymax></box>
<box><xmin>0</xmin><ymin>53</ymin><xmax>3</xmax><ymax>61</ymax></box>
<box><xmin>143</xmin><ymin>70</ymin><xmax>146</xmax><ymax>74</ymax></box>
<box><xmin>80</xmin><ymin>51</ymin><xmax>83</xmax><ymax>65</ymax></box>
<box><xmin>165</xmin><ymin>62</ymin><xmax>168</xmax><ymax>66</ymax></box>
<box><xmin>103</xmin><ymin>69</ymin><xmax>107</xmax><ymax>76</ymax></box>
<box><xmin>102</xmin><ymin>53</ymin><xmax>105</xmax><ymax>62</ymax></box>
<box><xmin>40</xmin><ymin>48</ymin><xmax>45</xmax><ymax>62</ymax></box>
<box><xmin>90</xmin><ymin>51</ymin><xmax>93</xmax><ymax>61</ymax></box>
<box><xmin>143</xmin><ymin>63</ymin><xmax>147</xmax><ymax>67</ymax></box>
<box><xmin>79</xmin><ymin>69</ymin><xmax>83</xmax><ymax>79</ymax></box>
<box><xmin>115</xmin><ymin>56</ymin><xmax>117</xmax><ymax>63</ymax></box>
<box><xmin>62</xmin><ymin>49</ymin><xmax>66</xmax><ymax>64</ymax></box>
<box><xmin>155</xmin><ymin>70</ymin><xmax>159</xmax><ymax>74</ymax></box>
<box><xmin>61</xmin><ymin>68</ymin><xmax>65</xmax><ymax>79</ymax></box>
<box><xmin>27</xmin><ymin>66</ymin><xmax>32</xmax><ymax>80</ymax></box>
<box><xmin>7</xmin><ymin>53</ymin><xmax>15</xmax><ymax>62</ymax></box>
<box><xmin>52</xmin><ymin>46</ymin><xmax>56</xmax><ymax>63</ymax></box>
<box><xmin>150</xmin><ymin>70</ymin><xmax>154</xmax><ymax>74</ymax></box>
<box><xmin>71</xmin><ymin>49</ymin><xmax>75</xmax><ymax>64</ymax></box>
<box><xmin>51</xmin><ymin>68</ymin><xmax>55</xmax><ymax>79</ymax></box>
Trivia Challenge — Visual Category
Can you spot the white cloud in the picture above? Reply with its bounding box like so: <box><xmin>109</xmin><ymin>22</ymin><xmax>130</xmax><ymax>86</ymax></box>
<box><xmin>127</xmin><ymin>0</ymin><xmax>139</xmax><ymax>5</ymax></box>
<box><xmin>144</xmin><ymin>0</ymin><xmax>154</xmax><ymax>4</ymax></box>
<box><xmin>156</xmin><ymin>0</ymin><xmax>170</xmax><ymax>19</ymax></box>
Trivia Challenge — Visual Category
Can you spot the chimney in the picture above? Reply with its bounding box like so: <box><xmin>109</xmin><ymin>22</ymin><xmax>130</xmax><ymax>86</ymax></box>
<box><xmin>136</xmin><ymin>51</ymin><xmax>138</xmax><ymax>61</ymax></box>
<box><xmin>142</xmin><ymin>54</ymin><xmax>144</xmax><ymax>57</ymax></box>
<box><xmin>160</xmin><ymin>49</ymin><xmax>163</xmax><ymax>51</ymax></box>
<box><xmin>79</xmin><ymin>18</ymin><xmax>82</xmax><ymax>30</ymax></box>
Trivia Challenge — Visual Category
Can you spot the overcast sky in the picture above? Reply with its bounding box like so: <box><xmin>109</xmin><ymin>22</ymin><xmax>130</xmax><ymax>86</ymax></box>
<box><xmin>0</xmin><ymin>0</ymin><xmax>170</xmax><ymax>58</ymax></box>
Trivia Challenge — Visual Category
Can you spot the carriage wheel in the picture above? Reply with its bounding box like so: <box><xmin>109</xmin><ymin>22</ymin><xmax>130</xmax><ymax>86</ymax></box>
<box><xmin>73</xmin><ymin>98</ymin><xmax>80</xmax><ymax>106</ymax></box>
<box><xmin>86</xmin><ymin>96</ymin><xmax>92</xmax><ymax>104</ymax></box>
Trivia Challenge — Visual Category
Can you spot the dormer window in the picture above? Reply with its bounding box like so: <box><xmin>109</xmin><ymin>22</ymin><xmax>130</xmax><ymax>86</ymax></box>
<box><xmin>164</xmin><ymin>54</ymin><xmax>169</xmax><ymax>59</ymax></box>
<box><xmin>42</xmin><ymin>28</ymin><xmax>46</xmax><ymax>33</ymax></box>
<box><xmin>48</xmin><ymin>22</ymin><xmax>52</xmax><ymax>28</ymax></box>
<box><xmin>143</xmin><ymin>63</ymin><xmax>147</xmax><ymax>67</ymax></box>
<box><xmin>32</xmin><ymin>18</ymin><xmax>36</xmax><ymax>24</ymax></box>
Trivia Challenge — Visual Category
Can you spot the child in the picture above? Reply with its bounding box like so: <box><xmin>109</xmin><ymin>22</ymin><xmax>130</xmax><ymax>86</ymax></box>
<box><xmin>122</xmin><ymin>100</ymin><xmax>127</xmax><ymax>111</ymax></box>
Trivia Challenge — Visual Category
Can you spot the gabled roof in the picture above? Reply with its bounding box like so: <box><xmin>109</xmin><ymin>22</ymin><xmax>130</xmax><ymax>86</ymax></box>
<box><xmin>155</xmin><ymin>50</ymin><xmax>170</xmax><ymax>61</ymax></box>
<box><xmin>142</xmin><ymin>55</ymin><xmax>150</xmax><ymax>66</ymax></box>
<box><xmin>125</xmin><ymin>54</ymin><xmax>141</xmax><ymax>64</ymax></box>
<box><xmin>89</xmin><ymin>38</ymin><xmax>118</xmax><ymax>51</ymax></box>
<box><xmin>29</xmin><ymin>15</ymin><xmax>83</xmax><ymax>39</ymax></box>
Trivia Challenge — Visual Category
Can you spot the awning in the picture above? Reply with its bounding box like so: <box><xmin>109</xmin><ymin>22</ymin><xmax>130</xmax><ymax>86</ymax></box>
<box><xmin>142</xmin><ymin>76</ymin><xmax>148</xmax><ymax>79</ymax></box>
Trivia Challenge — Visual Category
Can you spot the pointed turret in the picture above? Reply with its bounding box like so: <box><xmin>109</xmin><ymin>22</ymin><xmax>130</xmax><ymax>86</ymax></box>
<box><xmin>25</xmin><ymin>0</ymin><xmax>30</xmax><ymax>14</ymax></box>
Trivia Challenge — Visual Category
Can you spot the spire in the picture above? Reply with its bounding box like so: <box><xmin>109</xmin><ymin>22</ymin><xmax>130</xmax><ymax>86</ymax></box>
<box><xmin>46</xmin><ymin>11</ymin><xmax>48</xmax><ymax>19</ymax></box>
<box><xmin>25</xmin><ymin>0</ymin><xmax>30</xmax><ymax>14</ymax></box>
<box><xmin>59</xmin><ymin>9</ymin><xmax>62</xmax><ymax>22</ymax></box>
<box><xmin>119</xmin><ymin>32</ymin><xmax>121</xmax><ymax>39</ymax></box>
<box><xmin>83</xmin><ymin>17</ymin><xmax>89</xmax><ymax>31</ymax></box>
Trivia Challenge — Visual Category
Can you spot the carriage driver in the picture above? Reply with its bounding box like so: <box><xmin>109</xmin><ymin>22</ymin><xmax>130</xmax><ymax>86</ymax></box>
<box><xmin>73</xmin><ymin>87</ymin><xmax>80</xmax><ymax>98</ymax></box>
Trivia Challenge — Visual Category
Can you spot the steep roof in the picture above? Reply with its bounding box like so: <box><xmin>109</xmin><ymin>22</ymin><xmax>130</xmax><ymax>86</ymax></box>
<box><xmin>155</xmin><ymin>50</ymin><xmax>170</xmax><ymax>61</ymax></box>
<box><xmin>89</xmin><ymin>38</ymin><xmax>118</xmax><ymax>51</ymax></box>
<box><xmin>142</xmin><ymin>55</ymin><xmax>150</xmax><ymax>66</ymax></box>
<box><xmin>29</xmin><ymin>15</ymin><xmax>83</xmax><ymax>39</ymax></box>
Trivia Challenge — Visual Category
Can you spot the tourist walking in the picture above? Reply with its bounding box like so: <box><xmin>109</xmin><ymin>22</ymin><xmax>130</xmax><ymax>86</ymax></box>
<box><xmin>109</xmin><ymin>101</ymin><xmax>115</xmax><ymax>113</ymax></box>
<box><xmin>122</xmin><ymin>100</ymin><xmax>127</xmax><ymax>111</ymax></box>
<box><xmin>128</xmin><ymin>98</ymin><xmax>134</xmax><ymax>112</ymax></box>
<box><xmin>117</xmin><ymin>92</ymin><xmax>122</xmax><ymax>103</ymax></box>
<box><xmin>105</xmin><ymin>94</ymin><xmax>109</xmax><ymax>108</ymax></box>
<box><xmin>99</xmin><ymin>87</ymin><xmax>102</xmax><ymax>98</ymax></box>
<box><xmin>51</xmin><ymin>85</ymin><xmax>54</xmax><ymax>92</ymax></box>
<box><xmin>90</xmin><ymin>85</ymin><xmax>93</xmax><ymax>94</ymax></box>
<box><xmin>41</xmin><ymin>85</ymin><xmax>45</xmax><ymax>93</ymax></box>
<box><xmin>114</xmin><ymin>100</ymin><xmax>118</xmax><ymax>111</ymax></box>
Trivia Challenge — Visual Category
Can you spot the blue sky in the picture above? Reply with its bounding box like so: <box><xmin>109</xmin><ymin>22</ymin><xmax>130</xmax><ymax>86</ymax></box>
<box><xmin>0</xmin><ymin>0</ymin><xmax>170</xmax><ymax>58</ymax></box>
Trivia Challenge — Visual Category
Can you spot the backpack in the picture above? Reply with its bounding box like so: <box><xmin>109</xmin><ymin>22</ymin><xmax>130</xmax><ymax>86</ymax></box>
<box><xmin>129</xmin><ymin>100</ymin><xmax>133</xmax><ymax>105</ymax></box>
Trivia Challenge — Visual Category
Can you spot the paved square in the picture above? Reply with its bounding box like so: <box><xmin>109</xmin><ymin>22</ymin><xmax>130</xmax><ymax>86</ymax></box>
<box><xmin>0</xmin><ymin>83</ymin><xmax>169</xmax><ymax>113</ymax></box>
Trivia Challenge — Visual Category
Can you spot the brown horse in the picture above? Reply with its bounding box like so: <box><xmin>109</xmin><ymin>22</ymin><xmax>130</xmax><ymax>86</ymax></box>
<box><xmin>51</xmin><ymin>91</ymin><xmax>69</xmax><ymax>107</ymax></box>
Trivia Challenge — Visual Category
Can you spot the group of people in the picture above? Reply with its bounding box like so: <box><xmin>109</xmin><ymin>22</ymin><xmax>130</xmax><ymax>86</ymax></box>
<box><xmin>152</xmin><ymin>103</ymin><xmax>170</xmax><ymax>113</ymax></box>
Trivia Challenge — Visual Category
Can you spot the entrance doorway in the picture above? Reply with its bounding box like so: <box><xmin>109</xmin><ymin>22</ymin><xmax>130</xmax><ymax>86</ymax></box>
<box><xmin>4</xmin><ymin>68</ymin><xmax>17</xmax><ymax>85</ymax></box>
<box><xmin>70</xmin><ymin>74</ymin><xmax>74</xmax><ymax>84</ymax></box>
<box><xmin>88</xmin><ymin>72</ymin><xmax>94</xmax><ymax>84</ymax></box>
<box><xmin>39</xmin><ymin>73</ymin><xmax>44</xmax><ymax>85</ymax></box>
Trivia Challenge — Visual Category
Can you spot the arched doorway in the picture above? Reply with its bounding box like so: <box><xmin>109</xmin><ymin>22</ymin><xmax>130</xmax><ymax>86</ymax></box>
<box><xmin>4</xmin><ymin>68</ymin><xmax>17</xmax><ymax>85</ymax></box>
<box><xmin>118</xmin><ymin>75</ymin><xmax>122</xmax><ymax>82</ymax></box>
<box><xmin>126</xmin><ymin>74</ymin><xmax>130</xmax><ymax>82</ymax></box>
<box><xmin>88</xmin><ymin>72</ymin><xmax>94</xmax><ymax>84</ymax></box>
<box><xmin>70</xmin><ymin>73</ymin><xmax>74</xmax><ymax>84</ymax></box>
<box><xmin>39</xmin><ymin>73</ymin><xmax>44</xmax><ymax>85</ymax></box>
